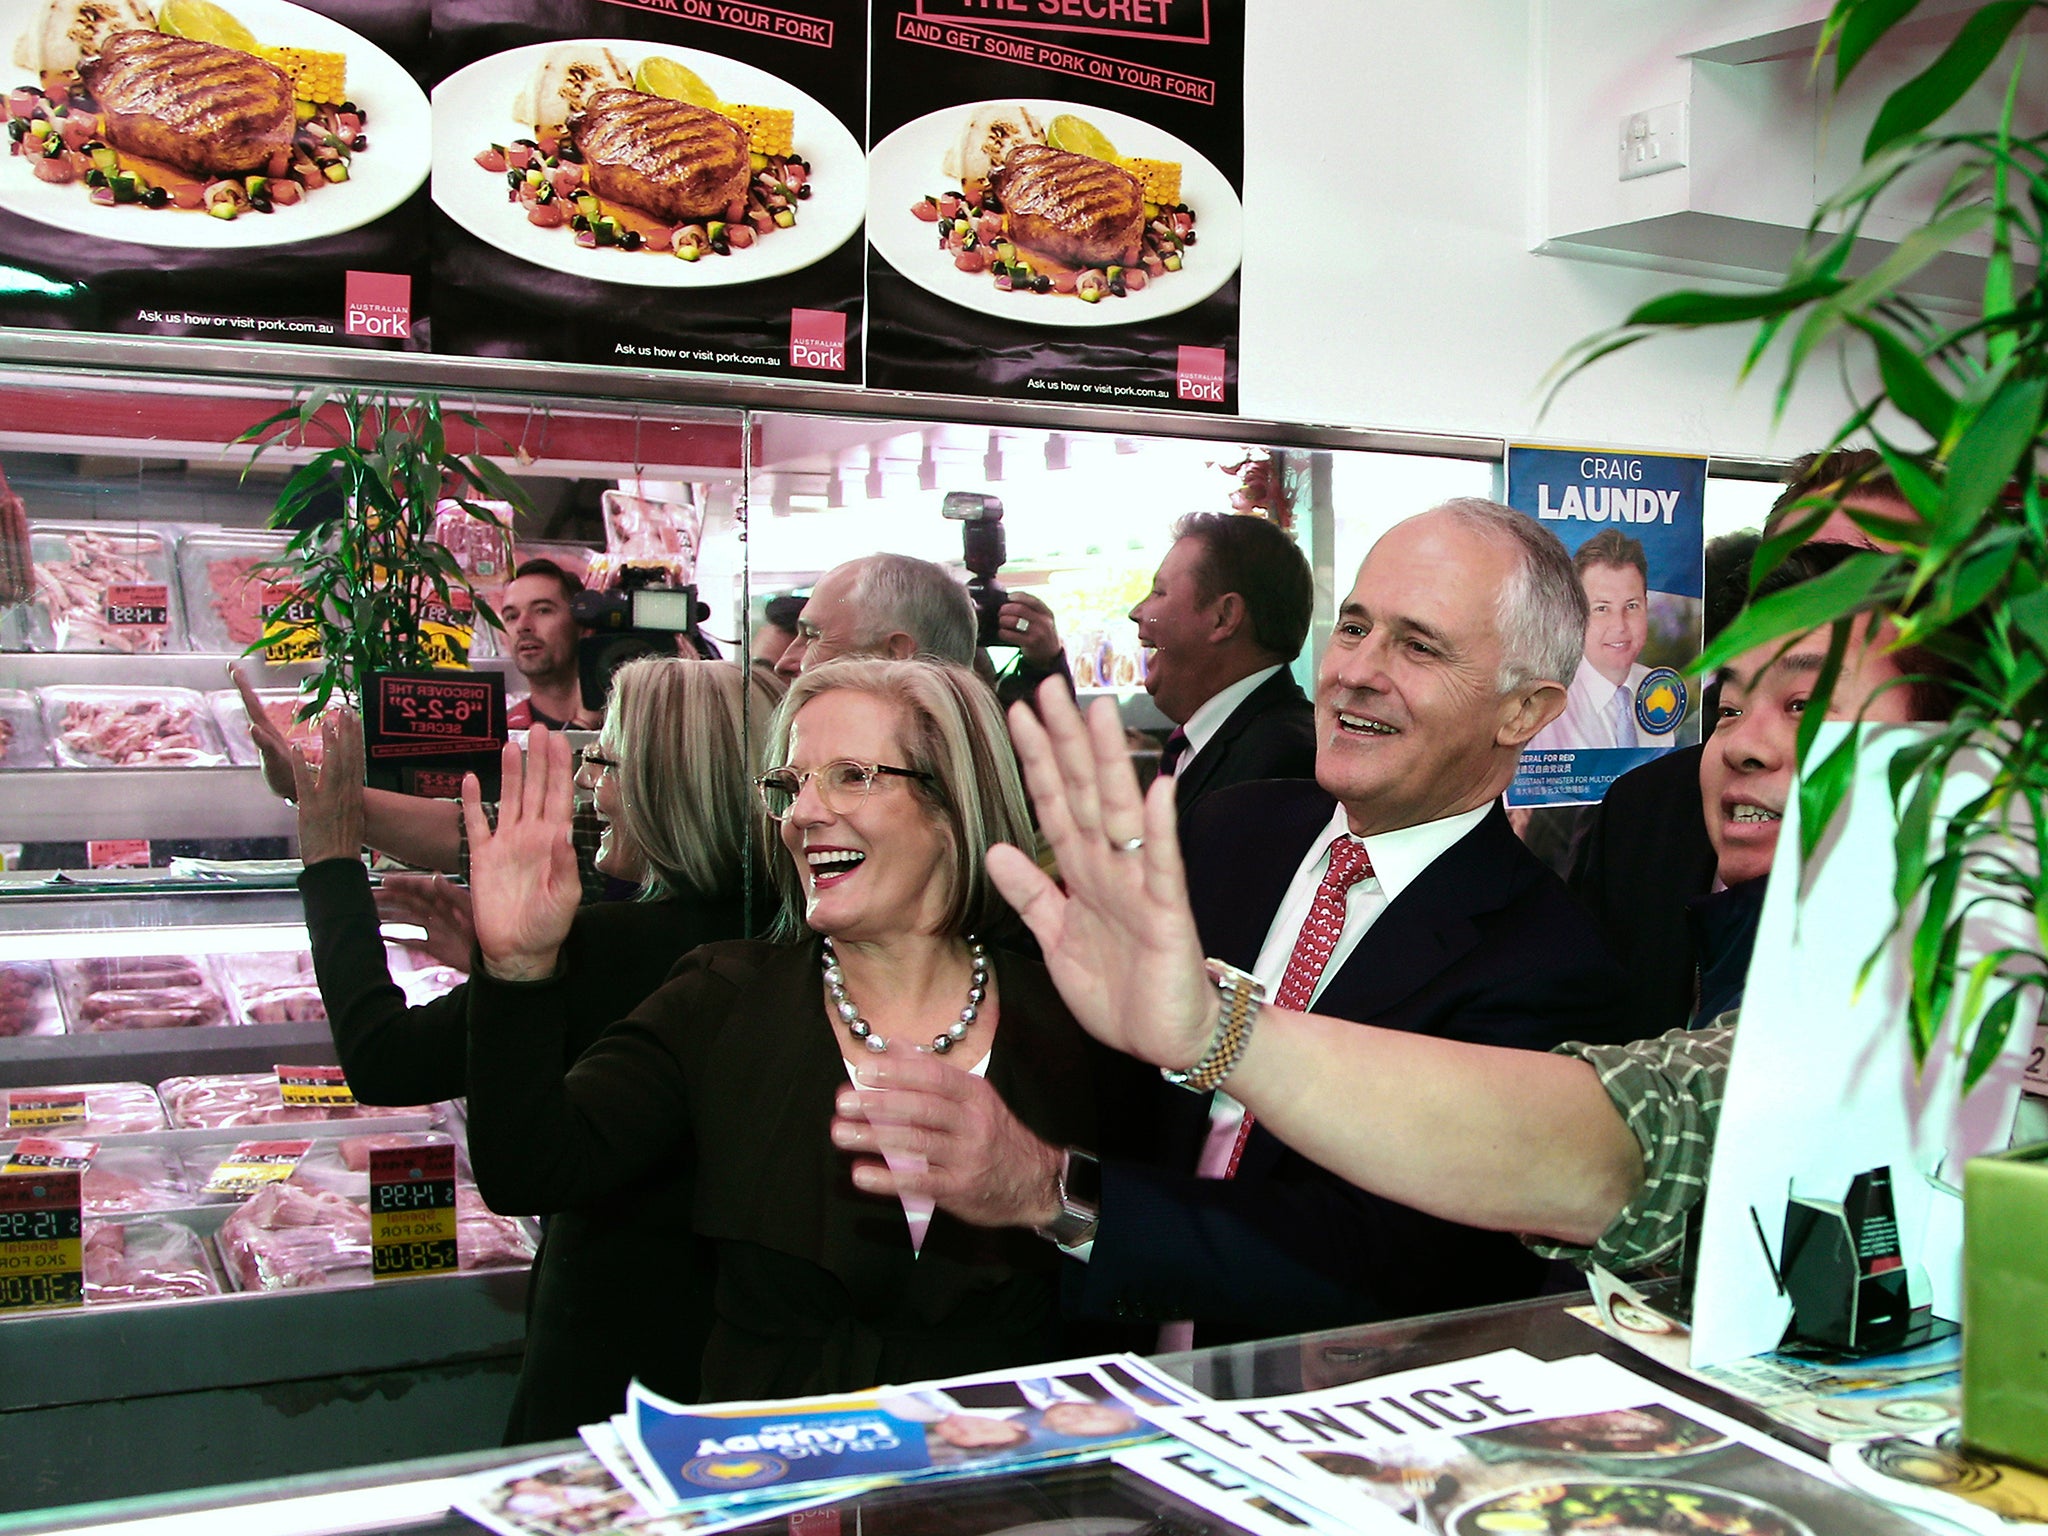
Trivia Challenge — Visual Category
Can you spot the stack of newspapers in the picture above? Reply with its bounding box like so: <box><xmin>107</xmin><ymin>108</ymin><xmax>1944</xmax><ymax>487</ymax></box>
<box><xmin>453</xmin><ymin>1348</ymin><xmax>1942</xmax><ymax>1536</ymax></box>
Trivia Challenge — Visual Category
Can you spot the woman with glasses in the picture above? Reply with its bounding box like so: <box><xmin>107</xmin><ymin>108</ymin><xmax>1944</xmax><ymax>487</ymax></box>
<box><xmin>285</xmin><ymin>657</ymin><xmax>783</xmax><ymax>1441</ymax></box>
<box><xmin>462</xmin><ymin>657</ymin><xmax>1100</xmax><ymax>1401</ymax></box>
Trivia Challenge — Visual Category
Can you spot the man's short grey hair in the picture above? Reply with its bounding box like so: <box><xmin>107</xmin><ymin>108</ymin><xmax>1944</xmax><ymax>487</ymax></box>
<box><xmin>842</xmin><ymin>553</ymin><xmax>977</xmax><ymax>666</ymax></box>
<box><xmin>1428</xmin><ymin>498</ymin><xmax>1588</xmax><ymax>693</ymax></box>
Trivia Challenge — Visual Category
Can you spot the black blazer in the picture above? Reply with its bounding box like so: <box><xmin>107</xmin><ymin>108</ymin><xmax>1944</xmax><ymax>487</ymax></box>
<box><xmin>298</xmin><ymin>859</ymin><xmax>744</xmax><ymax>1442</ymax></box>
<box><xmin>1567</xmin><ymin>743</ymin><xmax>1719</xmax><ymax>1037</ymax></box>
<box><xmin>1171</xmin><ymin>667</ymin><xmax>1317</xmax><ymax>813</ymax></box>
<box><xmin>1077</xmin><ymin>780</ymin><xmax>1636</xmax><ymax>1341</ymax></box>
<box><xmin>467</xmin><ymin>939</ymin><xmax>1101</xmax><ymax>1403</ymax></box>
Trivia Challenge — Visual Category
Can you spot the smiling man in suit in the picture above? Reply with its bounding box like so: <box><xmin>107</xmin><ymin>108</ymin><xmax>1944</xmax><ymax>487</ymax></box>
<box><xmin>1128</xmin><ymin>512</ymin><xmax>1315</xmax><ymax>810</ymax></box>
<box><xmin>832</xmin><ymin>498</ymin><xmax>1638</xmax><ymax>1344</ymax></box>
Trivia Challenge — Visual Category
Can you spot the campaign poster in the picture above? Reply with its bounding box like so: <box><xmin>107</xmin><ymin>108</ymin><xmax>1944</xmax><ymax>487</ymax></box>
<box><xmin>0</xmin><ymin>0</ymin><xmax>430</xmax><ymax>347</ymax></box>
<box><xmin>428</xmin><ymin>0</ymin><xmax>864</xmax><ymax>381</ymax></box>
<box><xmin>866</xmin><ymin>0</ymin><xmax>1243</xmax><ymax>412</ymax></box>
<box><xmin>1505</xmin><ymin>444</ymin><xmax>1706</xmax><ymax>809</ymax></box>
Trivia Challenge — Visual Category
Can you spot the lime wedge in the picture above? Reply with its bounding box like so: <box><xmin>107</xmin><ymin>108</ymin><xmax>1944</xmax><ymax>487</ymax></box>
<box><xmin>634</xmin><ymin>56</ymin><xmax>719</xmax><ymax>107</ymax></box>
<box><xmin>1047</xmin><ymin>114</ymin><xmax>1117</xmax><ymax>162</ymax></box>
<box><xmin>157</xmin><ymin>0</ymin><xmax>259</xmax><ymax>51</ymax></box>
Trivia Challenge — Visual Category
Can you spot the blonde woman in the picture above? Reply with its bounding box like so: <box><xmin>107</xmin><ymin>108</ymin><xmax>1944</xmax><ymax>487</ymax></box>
<box><xmin>289</xmin><ymin>658</ymin><xmax>783</xmax><ymax>1441</ymax></box>
<box><xmin>463</xmin><ymin>658</ymin><xmax>1101</xmax><ymax>1401</ymax></box>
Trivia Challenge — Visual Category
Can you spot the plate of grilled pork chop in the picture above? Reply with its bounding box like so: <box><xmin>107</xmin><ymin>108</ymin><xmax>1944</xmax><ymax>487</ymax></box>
<box><xmin>430</xmin><ymin>40</ymin><xmax>865</xmax><ymax>289</ymax></box>
<box><xmin>1</xmin><ymin>0</ymin><xmax>430</xmax><ymax>249</ymax></box>
<box><xmin>868</xmin><ymin>99</ymin><xmax>1244</xmax><ymax>329</ymax></box>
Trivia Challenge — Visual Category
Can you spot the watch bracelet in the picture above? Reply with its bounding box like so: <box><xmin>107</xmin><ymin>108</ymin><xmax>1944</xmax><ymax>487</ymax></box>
<box><xmin>1161</xmin><ymin>959</ymin><xmax>1263</xmax><ymax>1092</ymax></box>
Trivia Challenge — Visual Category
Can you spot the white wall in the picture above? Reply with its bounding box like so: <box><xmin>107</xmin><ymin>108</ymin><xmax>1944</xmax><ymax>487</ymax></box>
<box><xmin>1234</xmin><ymin>1</ymin><xmax>1919</xmax><ymax>458</ymax></box>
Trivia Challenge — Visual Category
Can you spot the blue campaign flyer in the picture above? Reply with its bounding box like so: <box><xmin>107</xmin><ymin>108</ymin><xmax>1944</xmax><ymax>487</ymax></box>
<box><xmin>1505</xmin><ymin>444</ymin><xmax>1707</xmax><ymax>808</ymax></box>
<box><xmin>628</xmin><ymin>1390</ymin><xmax>932</xmax><ymax>1509</ymax></box>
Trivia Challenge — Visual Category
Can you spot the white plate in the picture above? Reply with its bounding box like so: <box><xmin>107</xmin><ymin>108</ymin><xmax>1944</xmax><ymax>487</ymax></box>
<box><xmin>431</xmin><ymin>39</ymin><xmax>864</xmax><ymax>290</ymax></box>
<box><xmin>0</xmin><ymin>0</ymin><xmax>430</xmax><ymax>250</ymax></box>
<box><xmin>868</xmin><ymin>99</ymin><xmax>1242</xmax><ymax>330</ymax></box>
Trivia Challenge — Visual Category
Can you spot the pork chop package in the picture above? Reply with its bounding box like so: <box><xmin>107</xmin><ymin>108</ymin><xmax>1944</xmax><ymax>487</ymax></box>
<box><xmin>175</xmin><ymin>530</ymin><xmax>297</xmax><ymax>655</ymax></box>
<box><xmin>15</xmin><ymin>523</ymin><xmax>183</xmax><ymax>653</ymax></box>
<box><xmin>157</xmin><ymin>1071</ymin><xmax>433</xmax><ymax>1129</ymax></box>
<box><xmin>0</xmin><ymin>960</ymin><xmax>60</xmax><ymax>1038</ymax></box>
<box><xmin>53</xmin><ymin>954</ymin><xmax>231</xmax><ymax>1033</ymax></box>
<box><xmin>214</xmin><ymin>949</ymin><xmax>327</xmax><ymax>1027</ymax></box>
<box><xmin>40</xmin><ymin>685</ymin><xmax>227</xmax><ymax>768</ymax></box>
<box><xmin>1</xmin><ymin>1081</ymin><xmax>168</xmax><ymax>1137</ymax></box>
<box><xmin>0</xmin><ymin>689</ymin><xmax>53</xmax><ymax>769</ymax></box>
<box><xmin>0</xmin><ymin>1142</ymin><xmax>190</xmax><ymax>1215</ymax></box>
<box><xmin>84</xmin><ymin>1218</ymin><xmax>222</xmax><ymax>1304</ymax></box>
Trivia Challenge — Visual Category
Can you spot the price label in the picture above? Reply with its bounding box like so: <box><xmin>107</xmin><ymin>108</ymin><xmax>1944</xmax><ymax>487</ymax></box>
<box><xmin>4</xmin><ymin>1090</ymin><xmax>86</xmax><ymax>1130</ymax></box>
<box><xmin>276</xmin><ymin>1064</ymin><xmax>356</xmax><ymax>1109</ymax></box>
<box><xmin>104</xmin><ymin>583</ymin><xmax>169</xmax><ymax>629</ymax></box>
<box><xmin>259</xmin><ymin>582</ymin><xmax>323</xmax><ymax>664</ymax></box>
<box><xmin>203</xmin><ymin>1140</ymin><xmax>313</xmax><ymax>1196</ymax></box>
<box><xmin>0</xmin><ymin>1160</ymin><xmax>84</xmax><ymax>1311</ymax></box>
<box><xmin>368</xmin><ymin>1143</ymin><xmax>458</xmax><ymax>1280</ymax></box>
<box><xmin>2026</xmin><ymin>1022</ymin><xmax>2047</xmax><ymax>1097</ymax></box>
<box><xmin>3</xmin><ymin>1138</ymin><xmax>96</xmax><ymax>1173</ymax></box>
<box><xmin>85</xmin><ymin>838</ymin><xmax>150</xmax><ymax>870</ymax></box>
<box><xmin>419</xmin><ymin>593</ymin><xmax>475</xmax><ymax>671</ymax></box>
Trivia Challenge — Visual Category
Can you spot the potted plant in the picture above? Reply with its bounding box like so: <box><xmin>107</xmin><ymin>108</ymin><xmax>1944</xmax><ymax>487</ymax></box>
<box><xmin>1555</xmin><ymin>0</ymin><xmax>2046</xmax><ymax>1467</ymax></box>
<box><xmin>237</xmin><ymin>388</ymin><xmax>533</xmax><ymax>717</ymax></box>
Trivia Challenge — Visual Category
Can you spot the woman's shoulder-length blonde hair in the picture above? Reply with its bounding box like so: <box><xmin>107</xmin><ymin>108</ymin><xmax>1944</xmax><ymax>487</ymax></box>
<box><xmin>761</xmin><ymin>657</ymin><xmax>1030</xmax><ymax>940</ymax></box>
<box><xmin>600</xmin><ymin>657</ymin><xmax>785</xmax><ymax>901</ymax></box>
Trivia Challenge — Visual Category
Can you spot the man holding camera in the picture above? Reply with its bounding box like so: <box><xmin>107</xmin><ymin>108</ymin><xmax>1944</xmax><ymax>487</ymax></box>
<box><xmin>501</xmin><ymin>559</ymin><xmax>603</xmax><ymax>732</ymax></box>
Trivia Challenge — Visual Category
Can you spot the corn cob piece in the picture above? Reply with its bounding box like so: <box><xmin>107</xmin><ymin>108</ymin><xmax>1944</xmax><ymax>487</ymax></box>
<box><xmin>1120</xmin><ymin>156</ymin><xmax>1182</xmax><ymax>206</ymax></box>
<box><xmin>718</xmin><ymin>102</ymin><xmax>794</xmax><ymax>157</ymax></box>
<box><xmin>256</xmin><ymin>46</ymin><xmax>348</xmax><ymax>105</ymax></box>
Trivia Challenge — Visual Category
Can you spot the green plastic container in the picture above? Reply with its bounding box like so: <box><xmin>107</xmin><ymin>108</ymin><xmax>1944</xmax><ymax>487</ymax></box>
<box><xmin>1964</xmin><ymin>1141</ymin><xmax>2048</xmax><ymax>1472</ymax></box>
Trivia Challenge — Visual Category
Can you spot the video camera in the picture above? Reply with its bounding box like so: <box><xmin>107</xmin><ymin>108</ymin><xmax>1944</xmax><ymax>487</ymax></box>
<box><xmin>572</xmin><ymin>565</ymin><xmax>709</xmax><ymax>711</ymax></box>
<box><xmin>941</xmin><ymin>491</ymin><xmax>1010</xmax><ymax>649</ymax></box>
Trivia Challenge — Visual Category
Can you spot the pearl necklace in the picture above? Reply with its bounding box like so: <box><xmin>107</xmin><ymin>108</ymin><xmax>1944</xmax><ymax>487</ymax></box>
<box><xmin>822</xmin><ymin>937</ymin><xmax>988</xmax><ymax>1054</ymax></box>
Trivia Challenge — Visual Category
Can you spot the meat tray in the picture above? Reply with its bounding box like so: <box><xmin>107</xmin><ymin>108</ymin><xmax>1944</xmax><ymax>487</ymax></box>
<box><xmin>51</xmin><ymin>954</ymin><xmax>233</xmax><ymax>1033</ymax></box>
<box><xmin>84</xmin><ymin>1216</ymin><xmax>223</xmax><ymax>1304</ymax></box>
<box><xmin>207</xmin><ymin>687</ymin><xmax>322</xmax><ymax>771</ymax></box>
<box><xmin>0</xmin><ymin>688</ymin><xmax>53</xmax><ymax>769</ymax></box>
<box><xmin>0</xmin><ymin>959</ymin><xmax>61</xmax><ymax>1037</ymax></box>
<box><xmin>13</xmin><ymin>522</ymin><xmax>185</xmax><ymax>653</ymax></box>
<box><xmin>213</xmin><ymin>949</ymin><xmax>327</xmax><ymax>1027</ymax></box>
<box><xmin>175</xmin><ymin>529</ymin><xmax>297</xmax><ymax>655</ymax></box>
<box><xmin>0</xmin><ymin>1142</ymin><xmax>198</xmax><ymax>1216</ymax></box>
<box><xmin>0</xmin><ymin>1081</ymin><xmax>169</xmax><ymax>1136</ymax></box>
<box><xmin>157</xmin><ymin>1071</ymin><xmax>436</xmax><ymax>1129</ymax></box>
<box><xmin>39</xmin><ymin>684</ymin><xmax>228</xmax><ymax>768</ymax></box>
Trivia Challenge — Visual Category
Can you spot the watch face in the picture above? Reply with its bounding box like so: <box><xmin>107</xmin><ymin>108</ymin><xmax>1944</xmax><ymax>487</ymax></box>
<box><xmin>1062</xmin><ymin>1148</ymin><xmax>1103</xmax><ymax>1210</ymax></box>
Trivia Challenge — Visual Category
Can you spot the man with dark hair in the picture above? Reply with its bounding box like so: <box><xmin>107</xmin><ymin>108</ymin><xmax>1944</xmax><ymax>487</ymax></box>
<box><xmin>502</xmin><ymin>558</ymin><xmax>595</xmax><ymax>731</ymax></box>
<box><xmin>1528</xmin><ymin>529</ymin><xmax>1654</xmax><ymax>753</ymax></box>
<box><xmin>1127</xmin><ymin>511</ymin><xmax>1316</xmax><ymax>811</ymax></box>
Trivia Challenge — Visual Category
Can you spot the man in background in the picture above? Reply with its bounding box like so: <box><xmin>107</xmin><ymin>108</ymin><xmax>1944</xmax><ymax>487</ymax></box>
<box><xmin>1528</xmin><ymin>530</ymin><xmax>1654</xmax><ymax>753</ymax></box>
<box><xmin>776</xmin><ymin>552</ymin><xmax>977</xmax><ymax>677</ymax></box>
<box><xmin>1127</xmin><ymin>512</ymin><xmax>1316</xmax><ymax>812</ymax></box>
<box><xmin>500</xmin><ymin>559</ymin><xmax>598</xmax><ymax>731</ymax></box>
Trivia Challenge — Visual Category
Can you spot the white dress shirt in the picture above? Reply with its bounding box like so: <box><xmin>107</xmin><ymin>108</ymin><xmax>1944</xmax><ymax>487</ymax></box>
<box><xmin>1176</xmin><ymin>664</ymin><xmax>1284</xmax><ymax>765</ymax></box>
<box><xmin>1527</xmin><ymin>662</ymin><xmax>1652</xmax><ymax>753</ymax></box>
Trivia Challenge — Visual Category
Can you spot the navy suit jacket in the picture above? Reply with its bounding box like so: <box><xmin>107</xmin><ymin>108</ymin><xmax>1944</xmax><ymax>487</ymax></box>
<box><xmin>1076</xmin><ymin>779</ymin><xmax>1637</xmax><ymax>1341</ymax></box>
<box><xmin>1171</xmin><ymin>668</ymin><xmax>1317</xmax><ymax>814</ymax></box>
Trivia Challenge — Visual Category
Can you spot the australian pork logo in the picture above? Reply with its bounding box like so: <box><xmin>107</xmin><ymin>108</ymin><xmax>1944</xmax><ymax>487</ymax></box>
<box><xmin>1175</xmin><ymin>344</ymin><xmax>1226</xmax><ymax>404</ymax></box>
<box><xmin>916</xmin><ymin>0</ymin><xmax>1210</xmax><ymax>44</ymax></box>
<box><xmin>345</xmin><ymin>271</ymin><xmax>412</xmax><ymax>340</ymax></box>
<box><xmin>790</xmin><ymin>307</ymin><xmax>848</xmax><ymax>370</ymax></box>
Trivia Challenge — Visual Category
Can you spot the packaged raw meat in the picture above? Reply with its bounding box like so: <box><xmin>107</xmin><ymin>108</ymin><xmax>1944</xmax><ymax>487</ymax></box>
<box><xmin>207</xmin><ymin>688</ymin><xmax>323</xmax><ymax>772</ymax></box>
<box><xmin>0</xmin><ymin>689</ymin><xmax>53</xmax><ymax>770</ymax></box>
<box><xmin>35</xmin><ymin>1145</ymin><xmax>194</xmax><ymax>1215</ymax></box>
<box><xmin>52</xmin><ymin>954</ymin><xmax>230</xmax><ymax>1032</ymax></box>
<box><xmin>0</xmin><ymin>960</ymin><xmax>60</xmax><ymax>1037</ymax></box>
<box><xmin>0</xmin><ymin>461</ymin><xmax>31</xmax><ymax>606</ymax></box>
<box><xmin>40</xmin><ymin>685</ymin><xmax>228</xmax><ymax>768</ymax></box>
<box><xmin>1</xmin><ymin>1080</ymin><xmax>167</xmax><ymax>1136</ymax></box>
<box><xmin>18</xmin><ymin>522</ymin><xmax>183</xmax><ymax>653</ymax></box>
<box><xmin>157</xmin><ymin>1071</ymin><xmax>432</xmax><ymax>1129</ymax></box>
<box><xmin>455</xmin><ymin>1183</ymin><xmax>539</xmax><ymax>1271</ymax></box>
<box><xmin>84</xmin><ymin>1218</ymin><xmax>222</xmax><ymax>1303</ymax></box>
<box><xmin>214</xmin><ymin>949</ymin><xmax>327</xmax><ymax>1026</ymax></box>
<box><xmin>173</xmin><ymin>529</ymin><xmax>296</xmax><ymax>654</ymax></box>
<box><xmin>215</xmin><ymin>1179</ymin><xmax>371</xmax><ymax>1290</ymax></box>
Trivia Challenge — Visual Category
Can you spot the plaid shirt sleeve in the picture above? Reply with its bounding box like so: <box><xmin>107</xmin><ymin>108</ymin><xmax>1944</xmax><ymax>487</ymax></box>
<box><xmin>1527</xmin><ymin>1018</ymin><xmax>1737</xmax><ymax>1273</ymax></box>
<box><xmin>457</xmin><ymin>800</ymin><xmax>610</xmax><ymax>904</ymax></box>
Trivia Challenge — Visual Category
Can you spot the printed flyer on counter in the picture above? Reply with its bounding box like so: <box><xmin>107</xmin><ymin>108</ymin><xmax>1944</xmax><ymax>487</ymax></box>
<box><xmin>428</xmin><ymin>0</ymin><xmax>864</xmax><ymax>380</ymax></box>
<box><xmin>0</xmin><ymin>0</ymin><xmax>431</xmax><ymax>348</ymax></box>
<box><xmin>865</xmin><ymin>0</ymin><xmax>1244</xmax><ymax>412</ymax></box>
<box><xmin>1505</xmin><ymin>444</ymin><xmax>1707</xmax><ymax>809</ymax></box>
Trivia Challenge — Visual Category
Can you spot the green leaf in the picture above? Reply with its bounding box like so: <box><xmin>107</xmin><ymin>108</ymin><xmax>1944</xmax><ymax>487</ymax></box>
<box><xmin>1963</xmin><ymin>986</ymin><xmax>2024</xmax><ymax>1089</ymax></box>
<box><xmin>1799</xmin><ymin>724</ymin><xmax>1862</xmax><ymax>872</ymax></box>
<box><xmin>1924</xmin><ymin>375</ymin><xmax>2047</xmax><ymax>571</ymax></box>
<box><xmin>1892</xmin><ymin>753</ymin><xmax>1944</xmax><ymax>907</ymax></box>
<box><xmin>1699</xmin><ymin>551</ymin><xmax>1895</xmax><ymax>674</ymax></box>
<box><xmin>1835</xmin><ymin>0</ymin><xmax>1926</xmax><ymax>86</ymax></box>
<box><xmin>1625</xmin><ymin>274</ymin><xmax>1848</xmax><ymax>328</ymax></box>
<box><xmin>1864</xmin><ymin>1</ymin><xmax>2033</xmax><ymax>158</ymax></box>
<box><xmin>1848</xmin><ymin>316</ymin><xmax>1956</xmax><ymax>442</ymax></box>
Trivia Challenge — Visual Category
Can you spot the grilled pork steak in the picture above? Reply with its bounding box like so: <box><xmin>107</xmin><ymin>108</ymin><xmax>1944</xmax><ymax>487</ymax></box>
<box><xmin>570</xmin><ymin>89</ymin><xmax>750</xmax><ymax>222</ymax></box>
<box><xmin>995</xmin><ymin>145</ymin><xmax>1144</xmax><ymax>269</ymax></box>
<box><xmin>78</xmin><ymin>31</ymin><xmax>294</xmax><ymax>177</ymax></box>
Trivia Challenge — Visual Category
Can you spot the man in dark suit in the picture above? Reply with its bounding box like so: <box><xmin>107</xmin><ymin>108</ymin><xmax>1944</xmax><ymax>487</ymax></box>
<box><xmin>1128</xmin><ymin>512</ymin><xmax>1316</xmax><ymax>811</ymax></box>
<box><xmin>832</xmin><ymin>499</ymin><xmax>1637</xmax><ymax>1345</ymax></box>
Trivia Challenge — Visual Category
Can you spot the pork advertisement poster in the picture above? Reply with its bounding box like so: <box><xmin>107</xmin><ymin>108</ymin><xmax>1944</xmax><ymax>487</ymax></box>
<box><xmin>0</xmin><ymin>0</ymin><xmax>431</xmax><ymax>349</ymax></box>
<box><xmin>1504</xmin><ymin>444</ymin><xmax>1707</xmax><ymax>810</ymax></box>
<box><xmin>428</xmin><ymin>0</ymin><xmax>865</xmax><ymax>380</ymax></box>
<box><xmin>865</xmin><ymin>0</ymin><xmax>1244</xmax><ymax>412</ymax></box>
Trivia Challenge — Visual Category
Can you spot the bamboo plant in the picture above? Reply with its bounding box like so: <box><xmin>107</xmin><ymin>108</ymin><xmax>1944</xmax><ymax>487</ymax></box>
<box><xmin>237</xmin><ymin>389</ymin><xmax>534</xmax><ymax>718</ymax></box>
<box><xmin>1554</xmin><ymin>0</ymin><xmax>2047</xmax><ymax>1085</ymax></box>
